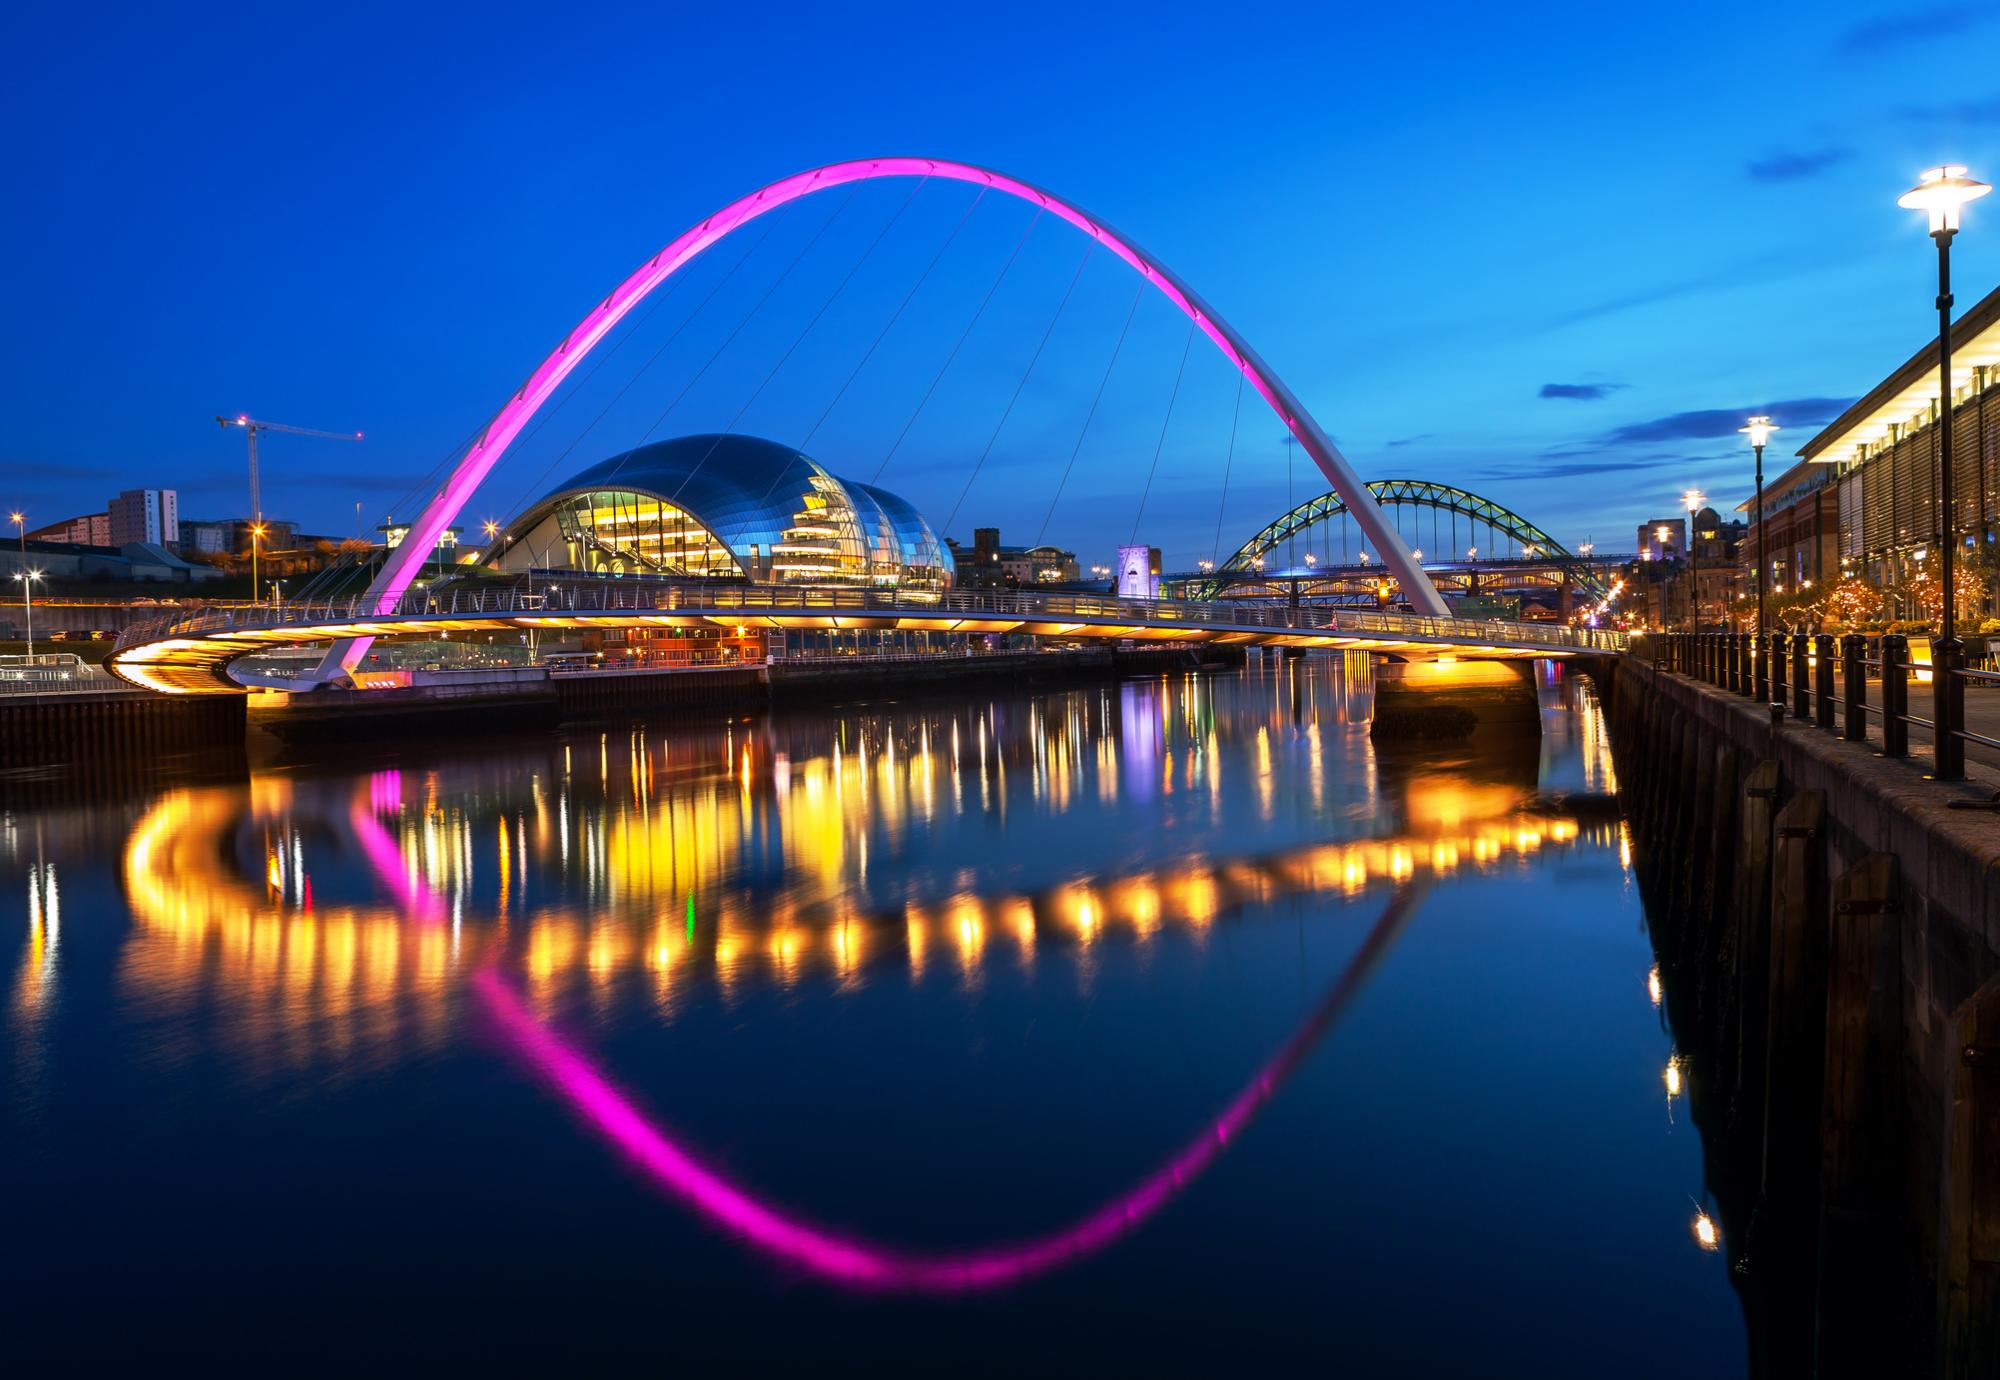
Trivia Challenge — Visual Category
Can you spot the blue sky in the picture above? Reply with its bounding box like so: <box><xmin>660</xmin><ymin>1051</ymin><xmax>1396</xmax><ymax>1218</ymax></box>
<box><xmin>5</xmin><ymin>0</ymin><xmax>1999</xmax><ymax>569</ymax></box>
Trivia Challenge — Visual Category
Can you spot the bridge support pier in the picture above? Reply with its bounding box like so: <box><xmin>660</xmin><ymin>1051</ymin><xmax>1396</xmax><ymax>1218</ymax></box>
<box><xmin>1371</xmin><ymin>657</ymin><xmax>1541</xmax><ymax>738</ymax></box>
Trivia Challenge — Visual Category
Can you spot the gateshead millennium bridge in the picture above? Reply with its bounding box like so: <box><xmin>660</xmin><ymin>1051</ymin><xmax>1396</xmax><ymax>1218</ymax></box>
<box><xmin>103</xmin><ymin>158</ymin><xmax>1627</xmax><ymax>694</ymax></box>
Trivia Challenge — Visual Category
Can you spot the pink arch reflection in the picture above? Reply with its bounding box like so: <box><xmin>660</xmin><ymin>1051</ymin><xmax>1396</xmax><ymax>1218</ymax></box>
<box><xmin>473</xmin><ymin>886</ymin><xmax>1419</xmax><ymax>1293</ymax></box>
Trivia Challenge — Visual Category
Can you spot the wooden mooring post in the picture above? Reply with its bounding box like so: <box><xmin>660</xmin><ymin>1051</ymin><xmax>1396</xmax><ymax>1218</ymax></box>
<box><xmin>1726</xmin><ymin>760</ymin><xmax>1781</xmax><ymax>1132</ymax></box>
<box><xmin>1753</xmin><ymin>788</ymin><xmax>1829</xmax><ymax>1368</ymax></box>
<box><xmin>1816</xmin><ymin>853</ymin><xmax>1907</xmax><ymax>1376</ymax></box>
<box><xmin>1941</xmin><ymin>975</ymin><xmax>2000</xmax><ymax>1378</ymax></box>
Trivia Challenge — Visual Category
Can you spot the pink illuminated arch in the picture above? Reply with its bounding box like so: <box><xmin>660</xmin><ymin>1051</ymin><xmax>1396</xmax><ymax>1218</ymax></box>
<box><xmin>319</xmin><ymin>159</ymin><xmax>1446</xmax><ymax>679</ymax></box>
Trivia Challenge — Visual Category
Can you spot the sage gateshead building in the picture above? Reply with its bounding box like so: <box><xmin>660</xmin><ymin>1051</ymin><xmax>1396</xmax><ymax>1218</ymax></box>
<box><xmin>471</xmin><ymin>434</ymin><xmax>957</xmax><ymax>666</ymax></box>
<box><xmin>478</xmin><ymin>434</ymin><xmax>954</xmax><ymax>593</ymax></box>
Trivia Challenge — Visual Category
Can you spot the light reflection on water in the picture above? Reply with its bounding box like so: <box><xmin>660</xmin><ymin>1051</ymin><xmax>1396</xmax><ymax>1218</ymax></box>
<box><xmin>1</xmin><ymin>662</ymin><xmax>1741</xmax><ymax>1371</ymax></box>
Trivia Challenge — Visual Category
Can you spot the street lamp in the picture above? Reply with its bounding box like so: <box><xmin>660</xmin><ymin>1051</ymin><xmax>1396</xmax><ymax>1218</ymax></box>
<box><xmin>1683</xmin><ymin>488</ymin><xmax>1707</xmax><ymax>632</ymax></box>
<box><xmin>8</xmin><ymin>510</ymin><xmax>22</xmax><ymax>564</ymax></box>
<box><xmin>1741</xmin><ymin>417</ymin><xmax>1779</xmax><ymax>698</ymax></box>
<box><xmin>1899</xmin><ymin>164</ymin><xmax>1991</xmax><ymax>779</ymax></box>
<box><xmin>13</xmin><ymin>569</ymin><xmax>42</xmax><ymax>657</ymax></box>
<box><xmin>249</xmin><ymin>522</ymin><xmax>268</xmax><ymax>607</ymax></box>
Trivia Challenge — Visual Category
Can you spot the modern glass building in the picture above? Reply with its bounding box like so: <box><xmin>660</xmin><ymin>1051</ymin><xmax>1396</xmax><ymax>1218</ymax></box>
<box><xmin>478</xmin><ymin>435</ymin><xmax>953</xmax><ymax>592</ymax></box>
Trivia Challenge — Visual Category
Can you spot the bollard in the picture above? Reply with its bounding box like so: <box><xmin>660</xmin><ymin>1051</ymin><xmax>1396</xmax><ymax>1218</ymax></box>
<box><xmin>1731</xmin><ymin>629</ymin><xmax>1746</xmax><ymax>695</ymax></box>
<box><xmin>1842</xmin><ymin>633</ymin><xmax>1867</xmax><ymax>742</ymax></box>
<box><xmin>1881</xmin><ymin>633</ymin><xmax>1908</xmax><ymax>758</ymax></box>
<box><xmin>1772</xmin><ymin>631</ymin><xmax>1790</xmax><ymax>710</ymax></box>
<box><xmin>1756</xmin><ymin>629</ymin><xmax>1771</xmax><ymax>702</ymax></box>
<box><xmin>1937</xmin><ymin>638</ymin><xmax>1965</xmax><ymax>782</ymax></box>
<box><xmin>1814</xmin><ymin>633</ymin><xmax>1835</xmax><ymax>731</ymax></box>
<box><xmin>1793</xmin><ymin>633</ymin><xmax>1811</xmax><ymax>720</ymax></box>
<box><xmin>1744</xmin><ymin>631</ymin><xmax>1760</xmax><ymax>699</ymax></box>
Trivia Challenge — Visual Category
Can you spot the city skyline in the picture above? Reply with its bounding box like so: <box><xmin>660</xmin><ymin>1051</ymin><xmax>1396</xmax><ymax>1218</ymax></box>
<box><xmin>6</xmin><ymin>1</ymin><xmax>1999</xmax><ymax>568</ymax></box>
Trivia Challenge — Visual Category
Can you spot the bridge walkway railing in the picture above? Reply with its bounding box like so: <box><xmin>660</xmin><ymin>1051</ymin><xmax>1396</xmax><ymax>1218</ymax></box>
<box><xmin>115</xmin><ymin>580</ymin><xmax>1631</xmax><ymax>659</ymax></box>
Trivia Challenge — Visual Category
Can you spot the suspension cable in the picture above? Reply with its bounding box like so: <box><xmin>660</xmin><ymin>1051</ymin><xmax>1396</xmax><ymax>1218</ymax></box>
<box><xmin>800</xmin><ymin>187</ymin><xmax>986</xmax><ymax>450</ymax></box>
<box><xmin>575</xmin><ymin>185</ymin><xmax>859</xmax><ymax>503</ymax></box>
<box><xmin>1209</xmin><ymin>372</ymin><xmax>1244</xmax><ymax>570</ymax></box>
<box><xmin>941</xmin><ymin>241</ymin><xmax>1094</xmax><ymax>537</ymax></box>
<box><xmin>1129</xmin><ymin>318</ymin><xmax>1196</xmax><ymax>545</ymax></box>
<box><xmin>872</xmin><ymin>207</ymin><xmax>1044</xmax><ymax>486</ymax></box>
<box><xmin>492</xmin><ymin>220</ymin><xmax>775</xmax><ymax>525</ymax></box>
<box><xmin>678</xmin><ymin>178</ymin><xmax>930</xmax><ymax>523</ymax></box>
<box><xmin>1036</xmin><ymin>284</ymin><xmax>1143</xmax><ymax>548</ymax></box>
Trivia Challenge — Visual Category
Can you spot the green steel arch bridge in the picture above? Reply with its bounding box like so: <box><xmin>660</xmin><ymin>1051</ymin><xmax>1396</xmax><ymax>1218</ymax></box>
<box><xmin>1184</xmin><ymin>480</ymin><xmax>1615</xmax><ymax>605</ymax></box>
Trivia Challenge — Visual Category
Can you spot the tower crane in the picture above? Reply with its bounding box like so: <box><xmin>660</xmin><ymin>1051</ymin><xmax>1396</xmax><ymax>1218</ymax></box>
<box><xmin>215</xmin><ymin>414</ymin><xmax>363</xmax><ymax>526</ymax></box>
<box><xmin>216</xmin><ymin>414</ymin><xmax>363</xmax><ymax>605</ymax></box>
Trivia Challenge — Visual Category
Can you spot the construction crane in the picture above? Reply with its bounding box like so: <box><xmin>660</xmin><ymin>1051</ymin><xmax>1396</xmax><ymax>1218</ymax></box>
<box><xmin>216</xmin><ymin>414</ymin><xmax>363</xmax><ymax>605</ymax></box>
<box><xmin>215</xmin><ymin>414</ymin><xmax>363</xmax><ymax>527</ymax></box>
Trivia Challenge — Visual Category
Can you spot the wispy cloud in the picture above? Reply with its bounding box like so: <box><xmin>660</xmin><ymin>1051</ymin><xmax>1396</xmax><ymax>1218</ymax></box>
<box><xmin>1746</xmin><ymin>147</ymin><xmax>1852</xmax><ymax>182</ymax></box>
<box><xmin>1</xmin><ymin>460</ymin><xmax>117</xmax><ymax>481</ymax></box>
<box><xmin>1599</xmin><ymin>397</ymin><xmax>1854</xmax><ymax>446</ymax></box>
<box><xmin>1897</xmin><ymin>93</ymin><xmax>2000</xmax><ymax>123</ymax></box>
<box><xmin>1385</xmin><ymin>434</ymin><xmax>1431</xmax><ymax>447</ymax></box>
<box><xmin>1539</xmin><ymin>382</ymin><xmax>1626</xmax><ymax>401</ymax></box>
<box><xmin>1835</xmin><ymin>4</ymin><xmax>2000</xmax><ymax>55</ymax></box>
<box><xmin>1479</xmin><ymin>453</ymin><xmax>1696</xmax><ymax>483</ymax></box>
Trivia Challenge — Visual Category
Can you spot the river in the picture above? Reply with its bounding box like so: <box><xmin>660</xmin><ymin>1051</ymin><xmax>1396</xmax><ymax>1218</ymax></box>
<box><xmin>2</xmin><ymin>661</ymin><xmax>1744</xmax><ymax>1372</ymax></box>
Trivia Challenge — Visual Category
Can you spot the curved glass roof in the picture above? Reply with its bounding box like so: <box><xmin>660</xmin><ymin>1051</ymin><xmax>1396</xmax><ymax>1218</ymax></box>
<box><xmin>489</xmin><ymin>434</ymin><xmax>952</xmax><ymax>589</ymax></box>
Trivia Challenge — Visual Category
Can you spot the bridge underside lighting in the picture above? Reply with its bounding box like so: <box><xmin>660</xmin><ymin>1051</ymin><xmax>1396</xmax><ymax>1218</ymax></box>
<box><xmin>107</xmin><ymin>600</ymin><xmax>1602</xmax><ymax>694</ymax></box>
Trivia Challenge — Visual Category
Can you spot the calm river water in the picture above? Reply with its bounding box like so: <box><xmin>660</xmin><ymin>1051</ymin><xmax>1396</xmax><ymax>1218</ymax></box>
<box><xmin>3</xmin><ymin>662</ymin><xmax>1744</xmax><ymax>1372</ymax></box>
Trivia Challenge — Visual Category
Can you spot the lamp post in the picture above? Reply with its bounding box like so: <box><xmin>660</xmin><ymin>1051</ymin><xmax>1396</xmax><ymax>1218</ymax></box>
<box><xmin>13</xmin><ymin>569</ymin><xmax>42</xmax><ymax>657</ymax></box>
<box><xmin>8</xmin><ymin>510</ymin><xmax>23</xmax><ymax>565</ymax></box>
<box><xmin>249</xmin><ymin>522</ymin><xmax>267</xmax><ymax>608</ymax></box>
<box><xmin>1741</xmin><ymin>418</ymin><xmax>1779</xmax><ymax>698</ymax></box>
<box><xmin>1900</xmin><ymin>164</ymin><xmax>1991</xmax><ymax>780</ymax></box>
<box><xmin>1683</xmin><ymin>488</ymin><xmax>1707</xmax><ymax>633</ymax></box>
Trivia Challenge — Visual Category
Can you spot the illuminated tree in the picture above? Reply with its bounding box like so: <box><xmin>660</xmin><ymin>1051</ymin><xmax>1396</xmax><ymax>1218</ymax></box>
<box><xmin>1821</xmin><ymin>575</ymin><xmax>1883</xmax><ymax>629</ymax></box>
<box><xmin>1897</xmin><ymin>561</ymin><xmax>1985</xmax><ymax>630</ymax></box>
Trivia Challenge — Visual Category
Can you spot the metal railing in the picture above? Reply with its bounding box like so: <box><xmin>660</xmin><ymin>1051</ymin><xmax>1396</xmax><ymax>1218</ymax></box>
<box><xmin>114</xmin><ymin>578</ymin><xmax>1631</xmax><ymax>659</ymax></box>
<box><xmin>1649</xmin><ymin>630</ymin><xmax>1999</xmax><ymax>783</ymax></box>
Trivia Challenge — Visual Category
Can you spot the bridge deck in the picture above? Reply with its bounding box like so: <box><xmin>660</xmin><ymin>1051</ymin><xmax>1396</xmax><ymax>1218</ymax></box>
<box><xmin>109</xmin><ymin>583</ymin><xmax>1630</xmax><ymax>694</ymax></box>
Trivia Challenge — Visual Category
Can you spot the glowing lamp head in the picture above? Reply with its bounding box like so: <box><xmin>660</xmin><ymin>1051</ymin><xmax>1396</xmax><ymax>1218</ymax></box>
<box><xmin>1683</xmin><ymin>489</ymin><xmax>1706</xmax><ymax>516</ymax></box>
<box><xmin>1899</xmin><ymin>165</ymin><xmax>1990</xmax><ymax>234</ymax></box>
<box><xmin>7</xmin><ymin>511</ymin><xmax>21</xmax><ymax>526</ymax></box>
<box><xmin>1740</xmin><ymin>416</ymin><xmax>1779</xmax><ymax>450</ymax></box>
<box><xmin>483</xmin><ymin>520</ymin><xmax>499</xmax><ymax>537</ymax></box>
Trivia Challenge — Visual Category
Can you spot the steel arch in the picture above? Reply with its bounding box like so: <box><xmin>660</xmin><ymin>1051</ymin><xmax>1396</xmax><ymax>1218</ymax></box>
<box><xmin>313</xmin><ymin>158</ymin><xmax>1446</xmax><ymax>681</ymax></box>
<box><xmin>1218</xmin><ymin>479</ymin><xmax>1602</xmax><ymax>592</ymax></box>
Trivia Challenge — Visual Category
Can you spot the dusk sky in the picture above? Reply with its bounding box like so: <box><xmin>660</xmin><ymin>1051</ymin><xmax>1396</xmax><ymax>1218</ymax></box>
<box><xmin>7</xmin><ymin>0</ymin><xmax>2000</xmax><ymax>568</ymax></box>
